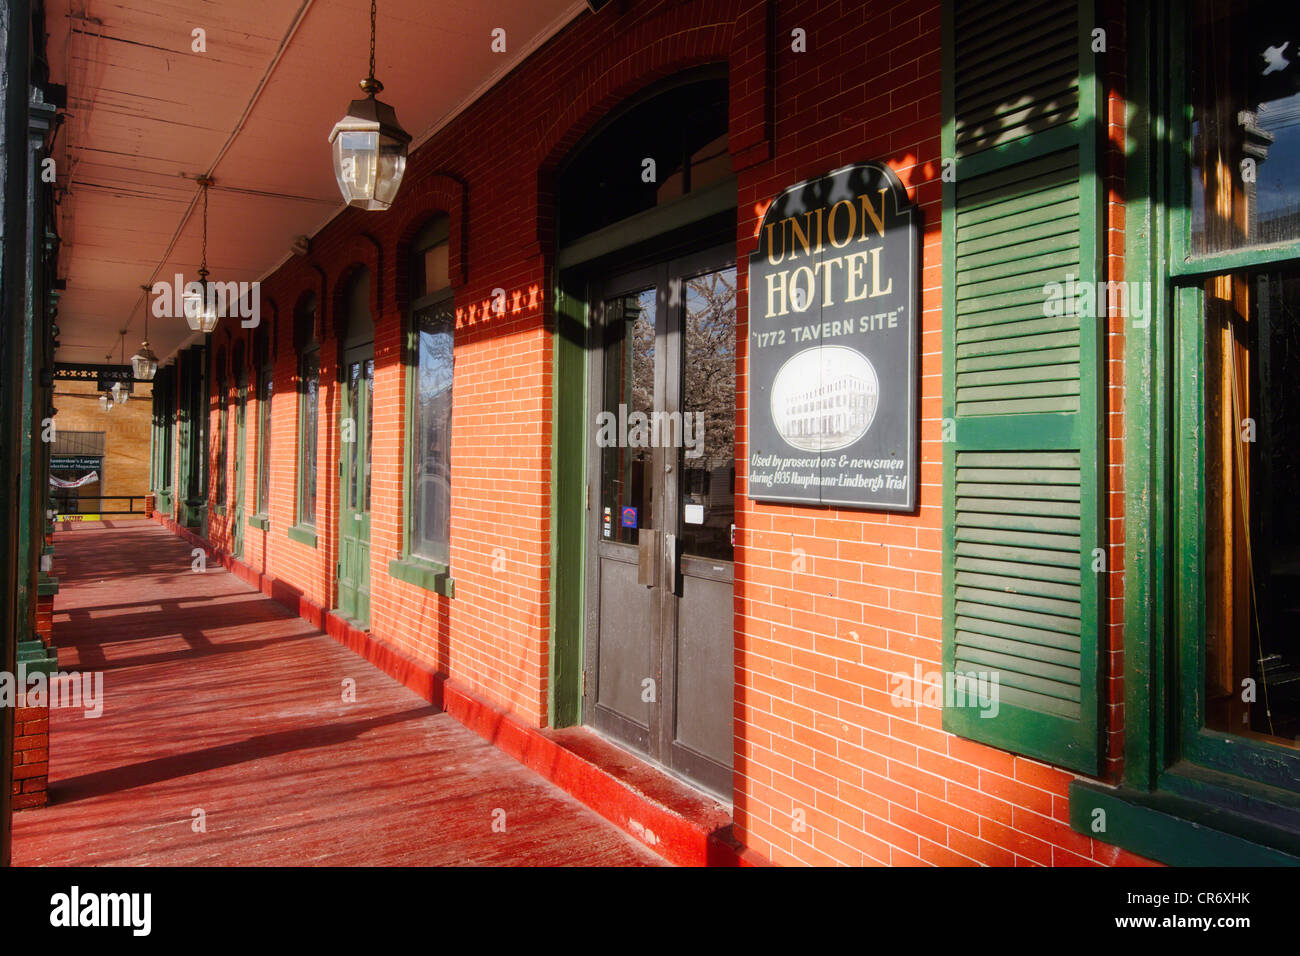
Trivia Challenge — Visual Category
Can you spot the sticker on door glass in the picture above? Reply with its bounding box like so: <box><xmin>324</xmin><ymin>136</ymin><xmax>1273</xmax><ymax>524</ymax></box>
<box><xmin>620</xmin><ymin>506</ymin><xmax>638</xmax><ymax>528</ymax></box>
<box><xmin>684</xmin><ymin>503</ymin><xmax>705</xmax><ymax>525</ymax></box>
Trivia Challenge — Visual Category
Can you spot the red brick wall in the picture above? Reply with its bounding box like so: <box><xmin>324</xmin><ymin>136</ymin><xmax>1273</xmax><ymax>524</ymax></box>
<box><xmin>186</xmin><ymin>0</ymin><xmax>1151</xmax><ymax>865</ymax></box>
<box><xmin>11</xmin><ymin>703</ymin><xmax>49</xmax><ymax>810</ymax></box>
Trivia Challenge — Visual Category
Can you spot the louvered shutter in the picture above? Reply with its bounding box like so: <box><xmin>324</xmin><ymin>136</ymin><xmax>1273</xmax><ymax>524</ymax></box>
<box><xmin>941</xmin><ymin>0</ymin><xmax>1104</xmax><ymax>774</ymax></box>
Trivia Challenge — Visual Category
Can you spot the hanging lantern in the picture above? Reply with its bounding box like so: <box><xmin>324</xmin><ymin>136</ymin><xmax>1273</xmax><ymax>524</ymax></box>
<box><xmin>329</xmin><ymin>0</ymin><xmax>409</xmax><ymax>211</ymax></box>
<box><xmin>131</xmin><ymin>343</ymin><xmax>158</xmax><ymax>381</ymax></box>
<box><xmin>183</xmin><ymin>268</ymin><xmax>221</xmax><ymax>334</ymax></box>
<box><xmin>185</xmin><ymin>177</ymin><xmax>221</xmax><ymax>333</ymax></box>
<box><xmin>113</xmin><ymin>332</ymin><xmax>131</xmax><ymax>403</ymax></box>
<box><xmin>131</xmin><ymin>284</ymin><xmax>159</xmax><ymax>380</ymax></box>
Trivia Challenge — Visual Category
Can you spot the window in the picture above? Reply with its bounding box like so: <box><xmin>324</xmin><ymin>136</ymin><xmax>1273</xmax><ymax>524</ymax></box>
<box><xmin>557</xmin><ymin>74</ymin><xmax>730</xmax><ymax>245</ymax></box>
<box><xmin>1175</xmin><ymin>0</ymin><xmax>1300</xmax><ymax>785</ymax></box>
<box><xmin>215</xmin><ymin>362</ymin><xmax>228</xmax><ymax>508</ymax></box>
<box><xmin>295</xmin><ymin>294</ymin><xmax>320</xmax><ymax>530</ymax></box>
<box><xmin>407</xmin><ymin>217</ymin><xmax>453</xmax><ymax>568</ymax></box>
<box><xmin>256</xmin><ymin>364</ymin><xmax>272</xmax><ymax>515</ymax></box>
<box><xmin>1069</xmin><ymin>0</ymin><xmax>1300</xmax><ymax>865</ymax></box>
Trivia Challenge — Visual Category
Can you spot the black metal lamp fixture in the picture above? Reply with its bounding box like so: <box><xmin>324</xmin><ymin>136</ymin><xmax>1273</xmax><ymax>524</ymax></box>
<box><xmin>131</xmin><ymin>283</ymin><xmax>158</xmax><ymax>380</ymax></box>
<box><xmin>184</xmin><ymin>177</ymin><xmax>220</xmax><ymax>333</ymax></box>
<box><xmin>328</xmin><ymin>0</ymin><xmax>410</xmax><ymax>210</ymax></box>
<box><xmin>112</xmin><ymin>332</ymin><xmax>131</xmax><ymax>404</ymax></box>
<box><xmin>99</xmin><ymin>353</ymin><xmax>114</xmax><ymax>413</ymax></box>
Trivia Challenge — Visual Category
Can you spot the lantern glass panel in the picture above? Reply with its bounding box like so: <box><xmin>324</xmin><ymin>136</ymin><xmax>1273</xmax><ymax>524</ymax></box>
<box><xmin>374</xmin><ymin>141</ymin><xmax>407</xmax><ymax>208</ymax></box>
<box><xmin>334</xmin><ymin>130</ymin><xmax>379</xmax><ymax>204</ymax></box>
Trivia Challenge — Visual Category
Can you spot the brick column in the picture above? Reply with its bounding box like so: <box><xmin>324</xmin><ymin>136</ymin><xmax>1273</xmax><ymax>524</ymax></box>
<box><xmin>11</xmin><ymin>701</ymin><xmax>50</xmax><ymax>810</ymax></box>
<box><xmin>16</xmin><ymin>568</ymin><xmax>60</xmax><ymax>809</ymax></box>
<box><xmin>35</xmin><ymin>592</ymin><xmax>53</xmax><ymax>645</ymax></box>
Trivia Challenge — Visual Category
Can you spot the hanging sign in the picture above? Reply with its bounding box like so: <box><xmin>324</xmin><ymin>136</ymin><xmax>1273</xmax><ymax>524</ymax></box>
<box><xmin>747</xmin><ymin>161</ymin><xmax>918</xmax><ymax>510</ymax></box>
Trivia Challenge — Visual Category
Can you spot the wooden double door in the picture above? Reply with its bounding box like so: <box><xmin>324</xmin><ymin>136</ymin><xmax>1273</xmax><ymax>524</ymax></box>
<box><xmin>583</xmin><ymin>245</ymin><xmax>738</xmax><ymax>798</ymax></box>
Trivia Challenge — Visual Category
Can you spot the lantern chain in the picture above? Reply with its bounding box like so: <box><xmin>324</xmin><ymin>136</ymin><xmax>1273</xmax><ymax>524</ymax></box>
<box><xmin>201</xmin><ymin>179</ymin><xmax>208</xmax><ymax>274</ymax></box>
<box><xmin>369</xmin><ymin>0</ymin><xmax>376</xmax><ymax>81</ymax></box>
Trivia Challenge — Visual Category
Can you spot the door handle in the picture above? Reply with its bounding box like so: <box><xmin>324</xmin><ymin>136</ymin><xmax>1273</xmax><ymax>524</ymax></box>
<box><xmin>637</xmin><ymin>529</ymin><xmax>660</xmax><ymax>587</ymax></box>
<box><xmin>664</xmin><ymin>532</ymin><xmax>681</xmax><ymax>596</ymax></box>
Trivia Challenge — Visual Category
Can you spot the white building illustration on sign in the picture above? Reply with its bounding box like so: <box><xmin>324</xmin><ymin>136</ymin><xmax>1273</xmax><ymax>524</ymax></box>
<box><xmin>771</xmin><ymin>346</ymin><xmax>880</xmax><ymax>452</ymax></box>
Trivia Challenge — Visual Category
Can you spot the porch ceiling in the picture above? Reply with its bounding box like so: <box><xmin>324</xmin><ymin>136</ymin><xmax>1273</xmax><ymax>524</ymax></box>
<box><xmin>45</xmin><ymin>0</ymin><xmax>585</xmax><ymax>367</ymax></box>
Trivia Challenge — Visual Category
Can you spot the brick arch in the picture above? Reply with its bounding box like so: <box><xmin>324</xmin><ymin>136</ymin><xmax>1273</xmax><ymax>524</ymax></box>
<box><xmin>329</xmin><ymin>233</ymin><xmax>382</xmax><ymax>342</ymax></box>
<box><xmin>255</xmin><ymin>294</ymin><xmax>279</xmax><ymax>363</ymax></box>
<box><xmin>287</xmin><ymin>264</ymin><xmax>328</xmax><ymax>349</ymax></box>
<box><xmin>530</xmin><ymin>0</ymin><xmax>771</xmax><ymax>251</ymax></box>
<box><xmin>231</xmin><ymin>338</ymin><xmax>247</xmax><ymax>382</ymax></box>
<box><xmin>388</xmin><ymin>172</ymin><xmax>467</xmax><ymax>314</ymax></box>
<box><xmin>291</xmin><ymin>285</ymin><xmax>321</xmax><ymax>352</ymax></box>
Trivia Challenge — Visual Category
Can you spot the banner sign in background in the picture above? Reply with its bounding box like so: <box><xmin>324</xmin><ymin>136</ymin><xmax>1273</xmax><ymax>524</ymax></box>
<box><xmin>51</xmin><ymin>455</ymin><xmax>102</xmax><ymax>471</ymax></box>
<box><xmin>50</xmin><ymin>471</ymin><xmax>99</xmax><ymax>489</ymax></box>
<box><xmin>747</xmin><ymin>161</ymin><xmax>918</xmax><ymax>510</ymax></box>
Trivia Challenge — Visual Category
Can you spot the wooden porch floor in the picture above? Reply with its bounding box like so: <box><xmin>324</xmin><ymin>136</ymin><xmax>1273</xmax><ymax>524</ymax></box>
<box><xmin>12</xmin><ymin>520</ymin><xmax>662</xmax><ymax>866</ymax></box>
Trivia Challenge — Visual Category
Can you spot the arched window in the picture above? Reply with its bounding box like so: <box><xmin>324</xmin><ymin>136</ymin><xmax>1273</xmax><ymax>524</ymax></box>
<box><xmin>402</xmin><ymin>216</ymin><xmax>454</xmax><ymax>577</ymax></box>
<box><xmin>214</xmin><ymin>347</ymin><xmax>227</xmax><ymax>507</ymax></box>
<box><xmin>253</xmin><ymin>322</ymin><xmax>272</xmax><ymax>520</ymax></box>
<box><xmin>294</xmin><ymin>292</ymin><xmax>319</xmax><ymax>531</ymax></box>
<box><xmin>557</xmin><ymin>73</ymin><xmax>729</xmax><ymax>246</ymax></box>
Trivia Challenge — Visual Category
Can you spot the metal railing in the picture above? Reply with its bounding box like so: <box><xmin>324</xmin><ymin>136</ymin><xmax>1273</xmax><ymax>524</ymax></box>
<box><xmin>51</xmin><ymin>494</ymin><xmax>149</xmax><ymax>517</ymax></box>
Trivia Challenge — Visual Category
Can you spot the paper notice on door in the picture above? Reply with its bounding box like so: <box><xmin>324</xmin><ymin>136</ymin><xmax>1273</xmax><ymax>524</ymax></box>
<box><xmin>684</xmin><ymin>503</ymin><xmax>705</xmax><ymax>525</ymax></box>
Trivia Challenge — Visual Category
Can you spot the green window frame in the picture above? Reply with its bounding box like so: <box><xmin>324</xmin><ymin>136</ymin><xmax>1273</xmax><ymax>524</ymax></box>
<box><xmin>252</xmin><ymin>362</ymin><xmax>272</xmax><ymax>528</ymax></box>
<box><xmin>296</xmin><ymin>347</ymin><xmax>319</xmax><ymax>531</ymax></box>
<box><xmin>290</xmin><ymin>293</ymin><xmax>320</xmax><ymax>547</ymax></box>
<box><xmin>388</xmin><ymin>216</ymin><xmax>455</xmax><ymax>598</ymax></box>
<box><xmin>940</xmin><ymin>0</ymin><xmax>1105</xmax><ymax>774</ymax></box>
<box><xmin>213</xmin><ymin>363</ymin><xmax>228</xmax><ymax>515</ymax></box>
<box><xmin>1067</xmin><ymin>0</ymin><xmax>1300</xmax><ymax>866</ymax></box>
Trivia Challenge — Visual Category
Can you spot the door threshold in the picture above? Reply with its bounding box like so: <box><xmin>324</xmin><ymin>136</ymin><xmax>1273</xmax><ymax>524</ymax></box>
<box><xmin>581</xmin><ymin>725</ymin><xmax>734</xmax><ymax>812</ymax></box>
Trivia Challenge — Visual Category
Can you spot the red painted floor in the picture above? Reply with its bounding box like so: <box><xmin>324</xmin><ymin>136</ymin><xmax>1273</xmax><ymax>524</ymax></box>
<box><xmin>13</xmin><ymin>520</ymin><xmax>664</xmax><ymax>866</ymax></box>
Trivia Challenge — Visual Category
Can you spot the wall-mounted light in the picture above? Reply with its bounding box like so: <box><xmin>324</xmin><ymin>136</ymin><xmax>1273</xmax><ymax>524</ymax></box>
<box><xmin>328</xmin><ymin>0</ymin><xmax>410</xmax><ymax>211</ymax></box>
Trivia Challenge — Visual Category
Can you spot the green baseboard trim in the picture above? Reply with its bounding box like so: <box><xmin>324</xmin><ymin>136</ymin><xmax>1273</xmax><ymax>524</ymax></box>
<box><xmin>1070</xmin><ymin>779</ymin><xmax>1300</xmax><ymax>866</ymax></box>
<box><xmin>17</xmin><ymin>638</ymin><xmax>58</xmax><ymax>677</ymax></box>
<box><xmin>182</xmin><ymin>499</ymin><xmax>207</xmax><ymax>528</ymax></box>
<box><xmin>388</xmin><ymin>556</ymin><xmax>455</xmax><ymax>598</ymax></box>
<box><xmin>248</xmin><ymin>514</ymin><xmax>270</xmax><ymax>531</ymax></box>
<box><xmin>286</xmin><ymin>523</ymin><xmax>317</xmax><ymax>548</ymax></box>
<box><xmin>37</xmin><ymin>575</ymin><xmax>59</xmax><ymax>597</ymax></box>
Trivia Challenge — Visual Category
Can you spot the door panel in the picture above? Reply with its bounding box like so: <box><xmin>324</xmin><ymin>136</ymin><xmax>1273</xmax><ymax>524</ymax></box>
<box><xmin>595</xmin><ymin>547</ymin><xmax>654</xmax><ymax>747</ymax></box>
<box><xmin>667</xmin><ymin>263</ymin><xmax>737</xmax><ymax>792</ymax></box>
<box><xmin>672</xmin><ymin>565</ymin><xmax>733</xmax><ymax>789</ymax></box>
<box><xmin>588</xmin><ymin>277</ymin><xmax>660</xmax><ymax>751</ymax></box>
<box><xmin>583</xmin><ymin>249</ymin><xmax>736</xmax><ymax>799</ymax></box>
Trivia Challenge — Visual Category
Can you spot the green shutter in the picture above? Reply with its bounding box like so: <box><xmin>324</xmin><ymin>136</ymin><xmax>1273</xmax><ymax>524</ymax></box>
<box><xmin>942</xmin><ymin>0</ymin><xmax>1103</xmax><ymax>774</ymax></box>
